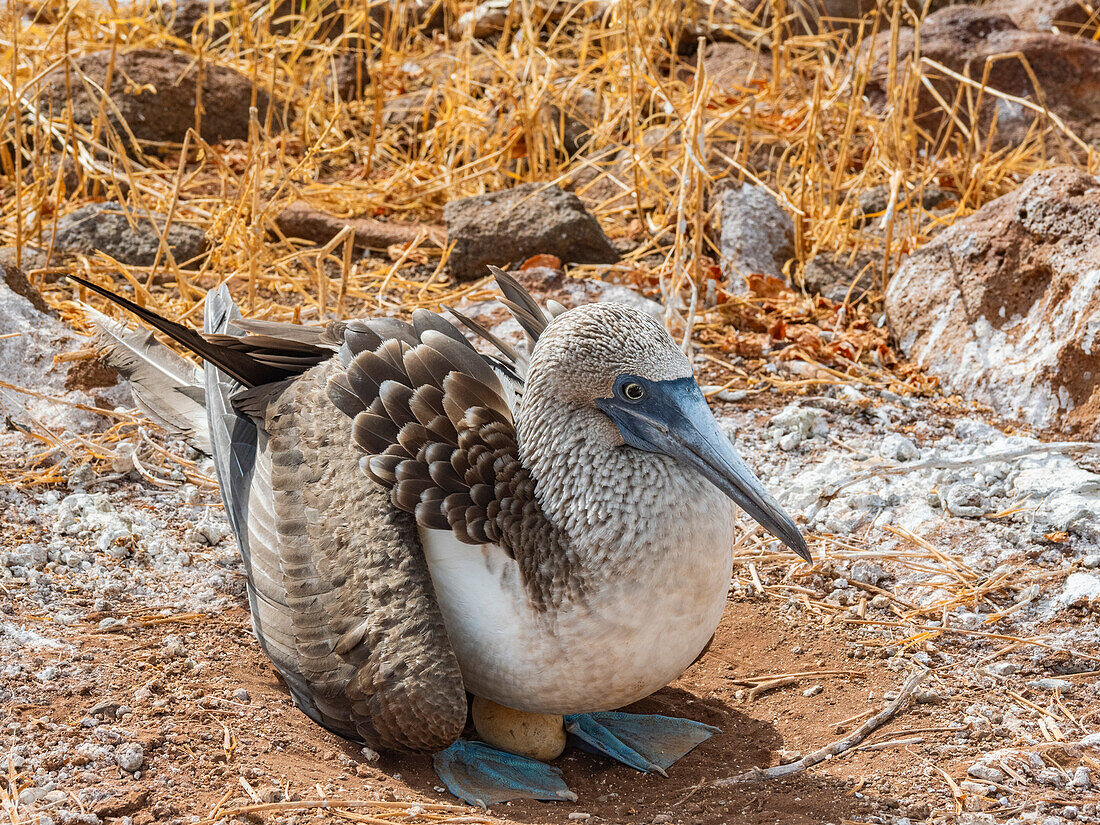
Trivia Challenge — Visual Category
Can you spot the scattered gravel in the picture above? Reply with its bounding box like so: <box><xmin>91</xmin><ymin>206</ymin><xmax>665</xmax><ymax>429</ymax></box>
<box><xmin>3</xmin><ymin>291</ymin><xmax>1099</xmax><ymax>824</ymax></box>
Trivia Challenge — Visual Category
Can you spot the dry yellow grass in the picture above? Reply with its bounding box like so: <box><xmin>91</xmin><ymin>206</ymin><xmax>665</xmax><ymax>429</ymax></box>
<box><xmin>0</xmin><ymin>0</ymin><xmax>1096</xmax><ymax>482</ymax></box>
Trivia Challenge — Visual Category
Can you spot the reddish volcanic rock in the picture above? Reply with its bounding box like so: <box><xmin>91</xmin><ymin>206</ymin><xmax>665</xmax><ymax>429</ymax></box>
<box><xmin>38</xmin><ymin>49</ymin><xmax>273</xmax><ymax>148</ymax></box>
<box><xmin>862</xmin><ymin>6</ymin><xmax>1100</xmax><ymax>150</ymax></box>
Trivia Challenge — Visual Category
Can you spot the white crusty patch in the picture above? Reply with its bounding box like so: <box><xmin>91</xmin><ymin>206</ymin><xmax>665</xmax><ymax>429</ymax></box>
<box><xmin>904</xmin><ymin>263</ymin><xmax>1100</xmax><ymax>431</ymax></box>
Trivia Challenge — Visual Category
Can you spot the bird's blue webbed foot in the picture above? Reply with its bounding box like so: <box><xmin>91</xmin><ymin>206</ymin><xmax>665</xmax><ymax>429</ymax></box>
<box><xmin>433</xmin><ymin>740</ymin><xmax>578</xmax><ymax>808</ymax></box>
<box><xmin>563</xmin><ymin>711</ymin><xmax>719</xmax><ymax>776</ymax></box>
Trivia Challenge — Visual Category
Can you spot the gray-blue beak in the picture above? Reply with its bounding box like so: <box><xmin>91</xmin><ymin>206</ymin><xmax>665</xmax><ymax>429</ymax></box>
<box><xmin>596</xmin><ymin>376</ymin><xmax>811</xmax><ymax>562</ymax></box>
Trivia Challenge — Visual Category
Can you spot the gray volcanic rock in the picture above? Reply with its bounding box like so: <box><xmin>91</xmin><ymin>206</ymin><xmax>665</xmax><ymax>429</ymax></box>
<box><xmin>716</xmin><ymin>183</ymin><xmax>795</xmax><ymax>292</ymax></box>
<box><xmin>38</xmin><ymin>48</ymin><xmax>272</xmax><ymax>147</ymax></box>
<box><xmin>48</xmin><ymin>202</ymin><xmax>209</xmax><ymax>267</ymax></box>
<box><xmin>885</xmin><ymin>166</ymin><xmax>1100</xmax><ymax>436</ymax></box>
<box><xmin>444</xmin><ymin>183</ymin><xmax>619</xmax><ymax>281</ymax></box>
<box><xmin>801</xmin><ymin>249</ymin><xmax>879</xmax><ymax>303</ymax></box>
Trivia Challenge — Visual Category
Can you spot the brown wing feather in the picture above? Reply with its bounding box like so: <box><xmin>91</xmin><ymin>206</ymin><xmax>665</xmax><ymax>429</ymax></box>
<box><xmin>251</xmin><ymin>360</ymin><xmax>466</xmax><ymax>752</ymax></box>
<box><xmin>74</xmin><ymin>279</ymin><xmax>473</xmax><ymax>751</ymax></box>
<box><xmin>327</xmin><ymin>308</ymin><xmax>559</xmax><ymax>566</ymax></box>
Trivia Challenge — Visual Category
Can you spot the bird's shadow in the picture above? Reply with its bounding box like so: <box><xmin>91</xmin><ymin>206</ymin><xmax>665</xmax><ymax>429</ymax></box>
<box><xmin>363</xmin><ymin>686</ymin><xmax>864</xmax><ymax>825</ymax></box>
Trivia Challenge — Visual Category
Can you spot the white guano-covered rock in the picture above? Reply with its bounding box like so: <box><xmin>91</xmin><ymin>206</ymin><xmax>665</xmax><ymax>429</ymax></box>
<box><xmin>766</xmin><ymin>404</ymin><xmax>828</xmax><ymax>452</ymax></box>
<box><xmin>0</xmin><ymin>264</ymin><xmax>126</xmax><ymax>433</ymax></box>
<box><xmin>1058</xmin><ymin>572</ymin><xmax>1100</xmax><ymax>610</ymax></box>
<box><xmin>885</xmin><ymin>166</ymin><xmax>1100</xmax><ymax>436</ymax></box>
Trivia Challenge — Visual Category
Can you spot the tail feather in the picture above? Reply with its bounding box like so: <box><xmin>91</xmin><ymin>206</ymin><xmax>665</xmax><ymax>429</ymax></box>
<box><xmin>85</xmin><ymin>304</ymin><xmax>212</xmax><ymax>454</ymax></box>
<box><xmin>202</xmin><ymin>284</ymin><xmax>258</xmax><ymax>562</ymax></box>
<box><xmin>443</xmin><ymin>266</ymin><xmax>556</xmax><ymax>382</ymax></box>
<box><xmin>69</xmin><ymin>276</ymin><xmax>286</xmax><ymax>388</ymax></box>
<box><xmin>443</xmin><ymin>304</ymin><xmax>525</xmax><ymax>376</ymax></box>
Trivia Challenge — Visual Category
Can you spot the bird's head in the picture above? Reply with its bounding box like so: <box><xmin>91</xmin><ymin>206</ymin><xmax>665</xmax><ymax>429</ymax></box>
<box><xmin>525</xmin><ymin>302</ymin><xmax>811</xmax><ymax>562</ymax></box>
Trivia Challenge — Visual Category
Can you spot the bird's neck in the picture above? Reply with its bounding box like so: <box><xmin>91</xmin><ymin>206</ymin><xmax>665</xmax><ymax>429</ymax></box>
<box><xmin>516</xmin><ymin>397</ymin><xmax>738</xmax><ymax>599</ymax></box>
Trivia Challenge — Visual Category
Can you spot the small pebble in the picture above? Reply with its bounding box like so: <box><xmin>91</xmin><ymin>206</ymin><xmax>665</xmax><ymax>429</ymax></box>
<box><xmin>1037</xmin><ymin>767</ymin><xmax>1065</xmax><ymax>787</ymax></box>
<box><xmin>779</xmin><ymin>431</ymin><xmax>801</xmax><ymax>452</ymax></box>
<box><xmin>89</xmin><ymin>701</ymin><xmax>121</xmax><ymax>718</ymax></box>
<box><xmin>879</xmin><ymin>433</ymin><xmax>919</xmax><ymax>462</ymax></box>
<box><xmin>960</xmin><ymin>780</ymin><xmax>995</xmax><ymax>796</ymax></box>
<box><xmin>161</xmin><ymin>637</ymin><xmax>185</xmax><ymax>659</ymax></box>
<box><xmin>258</xmin><ymin>787</ymin><xmax>281</xmax><ymax>804</ymax></box>
<box><xmin>1070</xmin><ymin>766</ymin><xmax>1092</xmax><ymax>789</ymax></box>
<box><xmin>849</xmin><ymin>560</ymin><xmax>885</xmax><ymax>586</ymax></box>
<box><xmin>233</xmin><ymin>689</ymin><xmax>251</xmax><ymax>703</ymax></box>
<box><xmin>114</xmin><ymin>743</ymin><xmax>144</xmax><ymax>772</ymax></box>
<box><xmin>1029</xmin><ymin>678</ymin><xmax>1074</xmax><ymax>694</ymax></box>
<box><xmin>17</xmin><ymin>788</ymin><xmax>39</xmax><ymax>806</ymax></box>
<box><xmin>777</xmin><ymin>749</ymin><xmax>802</xmax><ymax>764</ymax></box>
<box><xmin>968</xmin><ymin>764</ymin><xmax>1006</xmax><ymax>783</ymax></box>
<box><xmin>803</xmin><ymin>684</ymin><xmax>823</xmax><ymax>697</ymax></box>
<box><xmin>567</xmin><ymin>814</ymin><xmax>591</xmax><ymax>821</ymax></box>
<box><xmin>914</xmin><ymin>688</ymin><xmax>944</xmax><ymax>704</ymax></box>
<box><xmin>943</xmin><ymin>482</ymin><xmax>989</xmax><ymax>517</ymax></box>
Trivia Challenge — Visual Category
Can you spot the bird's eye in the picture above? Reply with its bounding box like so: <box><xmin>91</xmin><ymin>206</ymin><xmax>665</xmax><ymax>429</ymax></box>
<box><xmin>622</xmin><ymin>382</ymin><xmax>645</xmax><ymax>402</ymax></box>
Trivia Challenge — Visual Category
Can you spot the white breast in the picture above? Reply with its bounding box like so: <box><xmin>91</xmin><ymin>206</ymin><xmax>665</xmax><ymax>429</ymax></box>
<box><xmin>420</xmin><ymin>492</ymin><xmax>737</xmax><ymax>715</ymax></box>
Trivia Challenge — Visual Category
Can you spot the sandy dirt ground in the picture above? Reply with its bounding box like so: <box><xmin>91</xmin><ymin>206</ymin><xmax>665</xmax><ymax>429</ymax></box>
<box><xmin>3</xmin><ymin>384</ymin><xmax>1099</xmax><ymax>825</ymax></box>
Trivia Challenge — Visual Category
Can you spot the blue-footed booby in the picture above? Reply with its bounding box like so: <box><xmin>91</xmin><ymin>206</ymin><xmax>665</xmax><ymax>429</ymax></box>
<box><xmin>73</xmin><ymin>267</ymin><xmax>810</xmax><ymax>806</ymax></box>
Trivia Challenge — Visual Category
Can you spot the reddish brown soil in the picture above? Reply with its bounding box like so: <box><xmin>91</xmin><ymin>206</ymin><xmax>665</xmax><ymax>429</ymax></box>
<box><xmin>12</xmin><ymin>596</ymin><xmax>941</xmax><ymax>825</ymax></box>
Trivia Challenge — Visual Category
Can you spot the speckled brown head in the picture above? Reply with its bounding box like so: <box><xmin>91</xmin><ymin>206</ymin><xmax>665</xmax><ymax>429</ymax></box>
<box><xmin>520</xmin><ymin>301</ymin><xmax>811</xmax><ymax>562</ymax></box>
<box><xmin>525</xmin><ymin>303</ymin><xmax>693</xmax><ymax>405</ymax></box>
